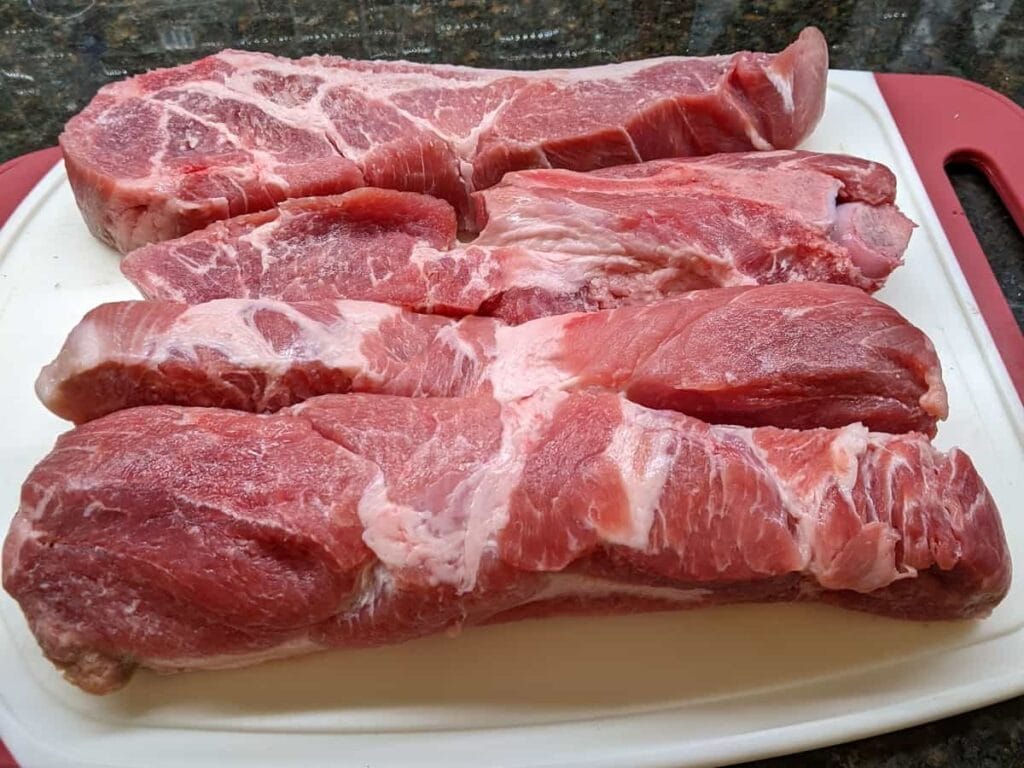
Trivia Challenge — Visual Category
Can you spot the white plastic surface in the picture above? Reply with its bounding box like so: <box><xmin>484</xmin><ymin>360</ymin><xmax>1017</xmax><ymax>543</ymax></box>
<box><xmin>0</xmin><ymin>71</ymin><xmax>1022</xmax><ymax>768</ymax></box>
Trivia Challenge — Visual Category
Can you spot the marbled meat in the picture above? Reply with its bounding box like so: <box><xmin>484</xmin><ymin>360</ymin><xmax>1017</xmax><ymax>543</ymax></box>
<box><xmin>38</xmin><ymin>283</ymin><xmax>947</xmax><ymax>434</ymax></box>
<box><xmin>2</xmin><ymin>391</ymin><xmax>1009</xmax><ymax>694</ymax></box>
<box><xmin>120</xmin><ymin>150</ymin><xmax>914</xmax><ymax>319</ymax></box>
<box><xmin>61</xmin><ymin>29</ymin><xmax>828</xmax><ymax>251</ymax></box>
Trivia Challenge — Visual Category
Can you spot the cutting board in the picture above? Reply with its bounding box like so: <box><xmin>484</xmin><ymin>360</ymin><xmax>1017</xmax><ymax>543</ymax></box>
<box><xmin>0</xmin><ymin>71</ymin><xmax>1022</xmax><ymax>768</ymax></box>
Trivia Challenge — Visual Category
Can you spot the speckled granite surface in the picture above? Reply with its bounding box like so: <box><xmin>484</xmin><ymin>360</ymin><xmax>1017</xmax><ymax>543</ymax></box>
<box><xmin>1</xmin><ymin>2</ymin><xmax>1023</xmax><ymax>766</ymax></box>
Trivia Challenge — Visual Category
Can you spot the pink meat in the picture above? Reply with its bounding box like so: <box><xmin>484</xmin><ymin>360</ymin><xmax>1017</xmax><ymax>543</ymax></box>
<box><xmin>37</xmin><ymin>283</ymin><xmax>947</xmax><ymax>435</ymax></box>
<box><xmin>3</xmin><ymin>391</ymin><xmax>1010</xmax><ymax>695</ymax></box>
<box><xmin>120</xmin><ymin>151</ymin><xmax>914</xmax><ymax>318</ymax></box>
<box><xmin>469</xmin><ymin>149</ymin><xmax>914</xmax><ymax>302</ymax></box>
<box><xmin>61</xmin><ymin>29</ymin><xmax>827</xmax><ymax>252</ymax></box>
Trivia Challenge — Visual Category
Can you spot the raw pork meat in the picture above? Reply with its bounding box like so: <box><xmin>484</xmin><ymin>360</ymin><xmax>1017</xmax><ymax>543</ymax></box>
<box><xmin>3</xmin><ymin>391</ymin><xmax>1010</xmax><ymax>694</ymax></box>
<box><xmin>38</xmin><ymin>283</ymin><xmax>947</xmax><ymax>434</ymax></box>
<box><xmin>120</xmin><ymin>151</ymin><xmax>915</xmax><ymax>318</ymax></box>
<box><xmin>61</xmin><ymin>29</ymin><xmax>828</xmax><ymax>252</ymax></box>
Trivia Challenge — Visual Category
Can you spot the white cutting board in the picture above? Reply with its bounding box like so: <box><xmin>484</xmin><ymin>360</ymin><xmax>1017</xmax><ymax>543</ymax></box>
<box><xmin>0</xmin><ymin>71</ymin><xmax>1022</xmax><ymax>768</ymax></box>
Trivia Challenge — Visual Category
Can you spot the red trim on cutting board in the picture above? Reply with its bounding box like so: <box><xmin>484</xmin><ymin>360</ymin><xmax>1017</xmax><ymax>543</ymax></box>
<box><xmin>0</xmin><ymin>739</ymin><xmax>16</xmax><ymax>768</ymax></box>
<box><xmin>877</xmin><ymin>73</ymin><xmax>1024</xmax><ymax>403</ymax></box>
<box><xmin>0</xmin><ymin>147</ymin><xmax>61</xmax><ymax>228</ymax></box>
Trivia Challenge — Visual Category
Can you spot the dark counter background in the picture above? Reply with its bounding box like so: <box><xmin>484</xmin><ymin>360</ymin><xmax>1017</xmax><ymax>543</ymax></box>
<box><xmin>1</xmin><ymin>1</ymin><xmax>1023</xmax><ymax>766</ymax></box>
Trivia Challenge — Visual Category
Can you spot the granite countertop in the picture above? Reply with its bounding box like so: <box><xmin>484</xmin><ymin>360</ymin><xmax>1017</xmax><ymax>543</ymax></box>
<box><xmin>1</xmin><ymin>1</ymin><xmax>1023</xmax><ymax>766</ymax></box>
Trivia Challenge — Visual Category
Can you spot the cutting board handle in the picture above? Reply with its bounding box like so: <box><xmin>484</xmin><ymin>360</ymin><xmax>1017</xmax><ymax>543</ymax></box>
<box><xmin>876</xmin><ymin>73</ymin><xmax>1024</xmax><ymax>400</ymax></box>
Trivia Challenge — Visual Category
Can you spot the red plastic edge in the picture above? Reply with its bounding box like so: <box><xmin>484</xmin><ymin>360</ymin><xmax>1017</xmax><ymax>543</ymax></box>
<box><xmin>0</xmin><ymin>740</ymin><xmax>16</xmax><ymax>768</ymax></box>
<box><xmin>876</xmin><ymin>73</ymin><xmax>1024</xmax><ymax>403</ymax></box>
<box><xmin>0</xmin><ymin>147</ymin><xmax>61</xmax><ymax>228</ymax></box>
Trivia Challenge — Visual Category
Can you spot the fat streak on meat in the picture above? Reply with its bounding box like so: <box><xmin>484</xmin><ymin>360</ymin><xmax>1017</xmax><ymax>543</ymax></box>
<box><xmin>60</xmin><ymin>29</ymin><xmax>828</xmax><ymax>252</ymax></box>
<box><xmin>3</xmin><ymin>391</ymin><xmax>1010</xmax><ymax>694</ymax></box>
<box><xmin>120</xmin><ymin>151</ymin><xmax>915</xmax><ymax>320</ymax></box>
<box><xmin>38</xmin><ymin>283</ymin><xmax>948</xmax><ymax>435</ymax></box>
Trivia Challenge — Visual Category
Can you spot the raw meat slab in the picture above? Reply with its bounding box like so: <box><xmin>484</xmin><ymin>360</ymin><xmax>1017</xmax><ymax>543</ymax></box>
<box><xmin>37</xmin><ymin>284</ymin><xmax>946</xmax><ymax>435</ymax></box>
<box><xmin>118</xmin><ymin>151</ymin><xmax>914</xmax><ymax>318</ymax></box>
<box><xmin>61</xmin><ymin>30</ymin><xmax>827</xmax><ymax>252</ymax></box>
<box><xmin>4</xmin><ymin>391</ymin><xmax>1007</xmax><ymax>694</ymax></box>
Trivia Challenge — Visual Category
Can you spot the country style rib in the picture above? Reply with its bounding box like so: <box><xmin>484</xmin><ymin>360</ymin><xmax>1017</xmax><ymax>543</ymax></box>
<box><xmin>61</xmin><ymin>29</ymin><xmax>828</xmax><ymax>252</ymax></box>
<box><xmin>37</xmin><ymin>283</ymin><xmax>948</xmax><ymax>435</ymax></box>
<box><xmin>120</xmin><ymin>151</ymin><xmax>915</xmax><ymax>318</ymax></box>
<box><xmin>3</xmin><ymin>392</ymin><xmax>1010</xmax><ymax>695</ymax></box>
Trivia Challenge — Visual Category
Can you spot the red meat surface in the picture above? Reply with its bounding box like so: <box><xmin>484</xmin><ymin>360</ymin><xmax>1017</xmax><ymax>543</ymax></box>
<box><xmin>3</xmin><ymin>392</ymin><xmax>1009</xmax><ymax>694</ymax></box>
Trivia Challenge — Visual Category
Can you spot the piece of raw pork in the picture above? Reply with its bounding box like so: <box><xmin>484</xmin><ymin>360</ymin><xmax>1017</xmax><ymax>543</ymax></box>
<box><xmin>61</xmin><ymin>29</ymin><xmax>828</xmax><ymax>251</ymax></box>
<box><xmin>38</xmin><ymin>283</ymin><xmax>946</xmax><ymax>434</ymax></box>
<box><xmin>3</xmin><ymin>391</ymin><xmax>1009</xmax><ymax>694</ymax></box>
<box><xmin>120</xmin><ymin>151</ymin><xmax>914</xmax><ymax>319</ymax></box>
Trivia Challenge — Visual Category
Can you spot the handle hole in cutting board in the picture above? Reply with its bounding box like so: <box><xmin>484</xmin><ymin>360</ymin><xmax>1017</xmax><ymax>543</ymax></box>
<box><xmin>945</xmin><ymin>160</ymin><xmax>1024</xmax><ymax>328</ymax></box>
